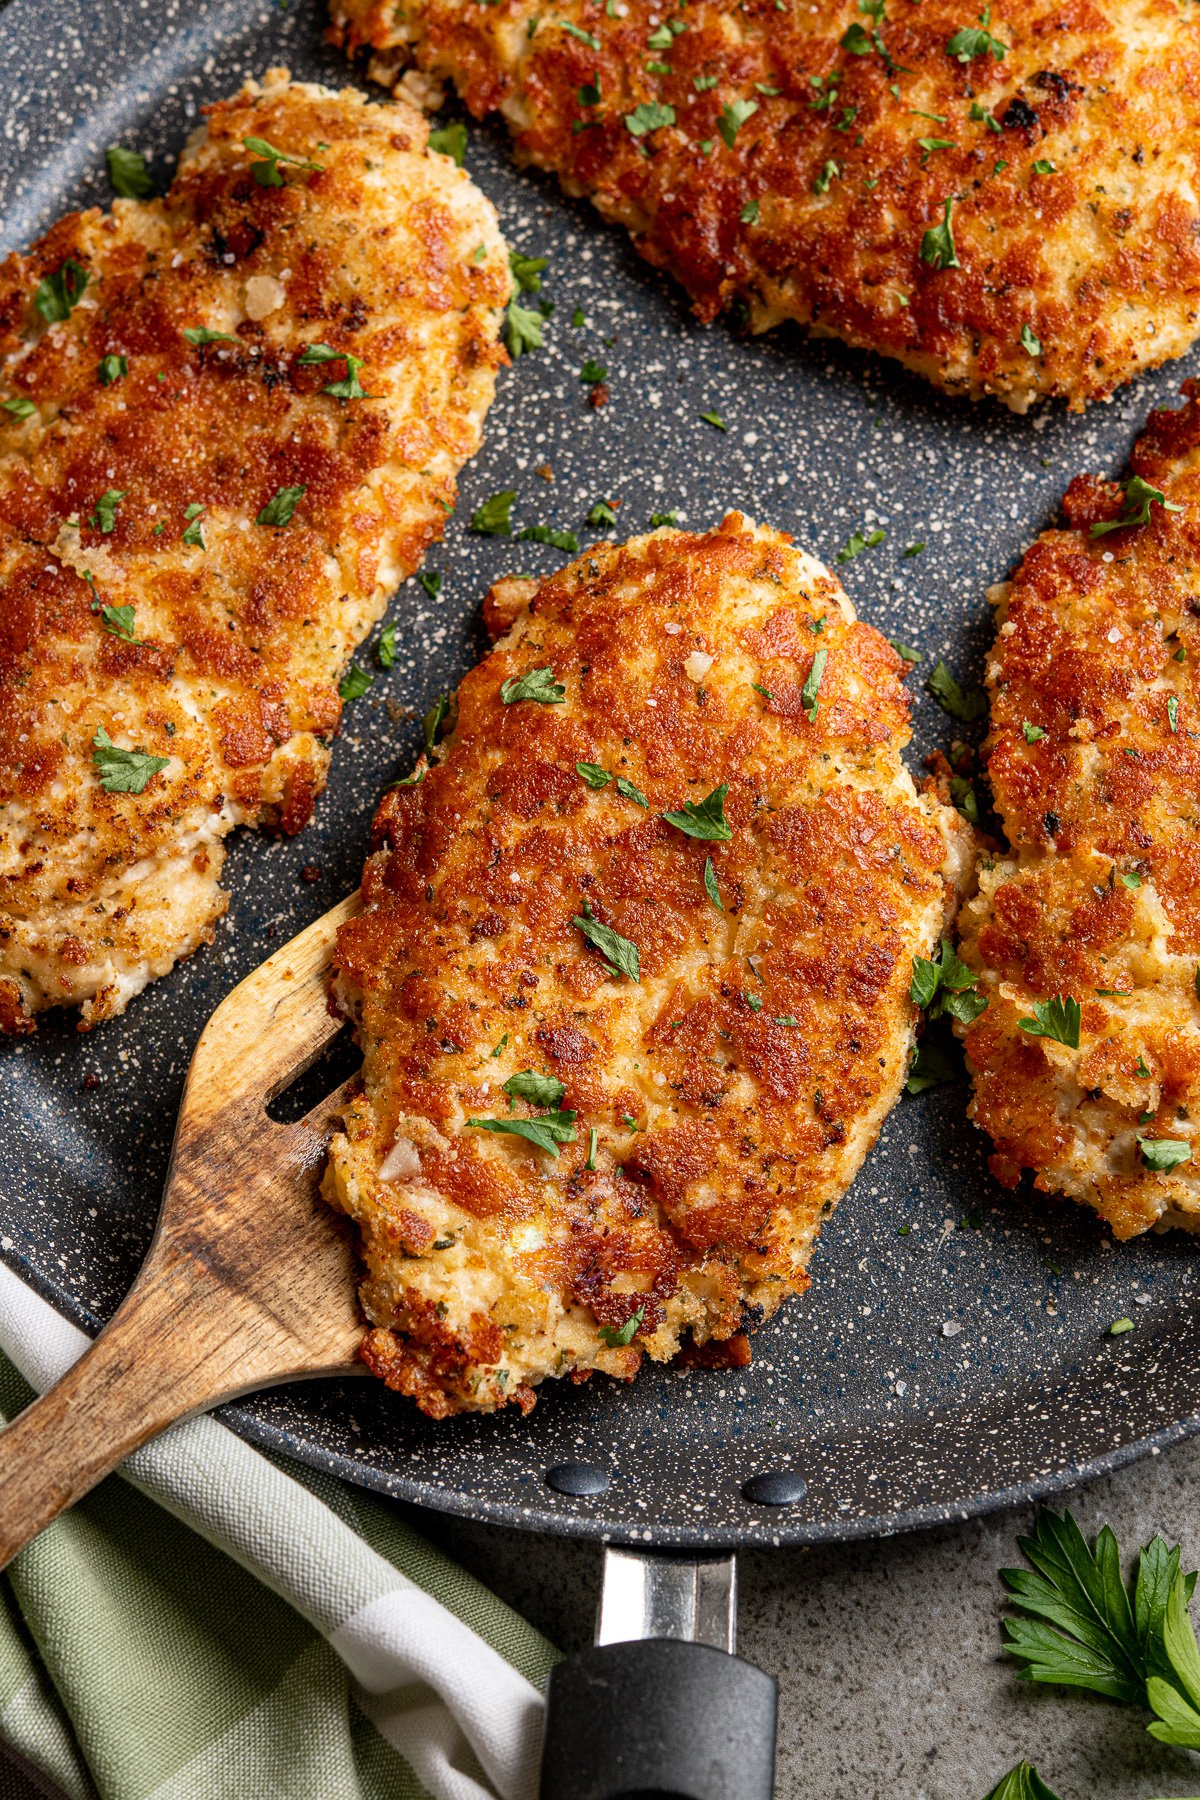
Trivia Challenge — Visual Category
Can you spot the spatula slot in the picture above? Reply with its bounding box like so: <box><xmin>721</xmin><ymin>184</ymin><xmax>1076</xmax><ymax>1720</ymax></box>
<box><xmin>265</xmin><ymin>1023</ymin><xmax>362</xmax><ymax>1125</ymax></box>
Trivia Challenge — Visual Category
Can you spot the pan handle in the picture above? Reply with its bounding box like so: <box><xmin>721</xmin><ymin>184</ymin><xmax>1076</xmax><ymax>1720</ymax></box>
<box><xmin>538</xmin><ymin>1548</ymin><xmax>777</xmax><ymax>1800</ymax></box>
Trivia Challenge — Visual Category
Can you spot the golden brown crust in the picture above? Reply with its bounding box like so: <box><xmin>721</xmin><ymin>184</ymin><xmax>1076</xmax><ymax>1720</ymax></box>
<box><xmin>331</xmin><ymin>0</ymin><xmax>1200</xmax><ymax>410</ymax></box>
<box><xmin>324</xmin><ymin>514</ymin><xmax>970</xmax><ymax>1415</ymax></box>
<box><xmin>958</xmin><ymin>381</ymin><xmax>1200</xmax><ymax>1236</ymax></box>
<box><xmin>0</xmin><ymin>70</ymin><xmax>509</xmax><ymax>1029</ymax></box>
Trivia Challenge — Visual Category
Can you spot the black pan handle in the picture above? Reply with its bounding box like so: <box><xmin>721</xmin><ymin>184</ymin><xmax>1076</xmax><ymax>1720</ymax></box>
<box><xmin>538</xmin><ymin>1549</ymin><xmax>777</xmax><ymax>1800</ymax></box>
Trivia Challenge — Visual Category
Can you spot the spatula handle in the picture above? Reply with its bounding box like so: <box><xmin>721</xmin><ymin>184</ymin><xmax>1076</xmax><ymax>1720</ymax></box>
<box><xmin>0</xmin><ymin>895</ymin><xmax>365</xmax><ymax>1568</ymax></box>
<box><xmin>0</xmin><ymin>1244</ymin><xmax>265</xmax><ymax>1567</ymax></box>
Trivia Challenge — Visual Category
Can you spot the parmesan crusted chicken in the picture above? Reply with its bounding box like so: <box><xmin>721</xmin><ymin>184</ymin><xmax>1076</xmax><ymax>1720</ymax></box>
<box><xmin>324</xmin><ymin>515</ymin><xmax>971</xmax><ymax>1418</ymax></box>
<box><xmin>0</xmin><ymin>70</ymin><xmax>509</xmax><ymax>1032</ymax></box>
<box><xmin>957</xmin><ymin>384</ymin><xmax>1200</xmax><ymax>1239</ymax></box>
<box><xmin>330</xmin><ymin>0</ymin><xmax>1200</xmax><ymax>411</ymax></box>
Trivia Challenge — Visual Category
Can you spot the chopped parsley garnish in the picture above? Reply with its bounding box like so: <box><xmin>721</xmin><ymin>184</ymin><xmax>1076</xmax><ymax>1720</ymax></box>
<box><xmin>836</xmin><ymin>526</ymin><xmax>885</xmax><ymax>562</ymax></box>
<box><xmin>1032</xmin><ymin>158</ymin><xmax>1056</xmax><ymax>175</ymax></box>
<box><xmin>423</xmin><ymin>693</ymin><xmax>454</xmax><ymax>751</ymax></box>
<box><xmin>501</xmin><ymin>666</ymin><xmax>566</xmax><ymax>705</ymax></box>
<box><xmin>579</xmin><ymin>73</ymin><xmax>603</xmax><ymax>104</ymax></box>
<box><xmin>559</xmin><ymin>19</ymin><xmax>601</xmax><ymax>46</ymax></box>
<box><xmin>183</xmin><ymin>327</ymin><xmax>236</xmax><ymax>346</ymax></box>
<box><xmin>491</xmin><ymin>1032</ymin><xmax>509</xmax><ymax>1057</ymax></box>
<box><xmin>598</xmin><ymin>1306</ymin><xmax>645</xmax><ymax>1347</ymax></box>
<box><xmin>889</xmin><ymin>639</ymin><xmax>922</xmax><ymax>663</ymax></box>
<box><xmin>1017</xmin><ymin>994</ymin><xmax>1081</xmax><ymax>1050</ymax></box>
<box><xmin>339</xmin><ymin>665</ymin><xmax>373</xmax><ymax>701</ymax></box>
<box><xmin>92</xmin><ymin>726</ymin><xmax>169</xmax><ymax>795</ymax></box>
<box><xmin>587</xmin><ymin>498</ymin><xmax>618</xmax><ymax>526</ymax></box>
<box><xmin>814</xmin><ymin>158</ymin><xmax>841</xmax><ymax>194</ymax></box>
<box><xmin>950</xmin><ymin>775</ymin><xmax>978</xmax><ymax>823</ymax></box>
<box><xmin>35</xmin><ymin>258</ymin><xmax>90</xmax><ymax>323</ymax></box>
<box><xmin>242</xmin><ymin>135</ymin><xmax>324</xmax><ymax>186</ymax></box>
<box><xmin>649</xmin><ymin>511</ymin><xmax>678</xmax><ymax>527</ymax></box>
<box><xmin>910</xmin><ymin>939</ymin><xmax>987</xmax><ymax>1025</ymax></box>
<box><xmin>625</xmin><ymin>101</ymin><xmax>675</xmax><ymax>136</ymax></box>
<box><xmin>98</xmin><ymin>353</ymin><xmax>127</xmax><ymax>385</ymax></box>
<box><xmin>1089</xmin><ymin>474</ymin><xmax>1183</xmax><ymax>538</ymax></box>
<box><xmin>704</xmin><ymin>855</ymin><xmax>723</xmax><ymax>910</ymax></box>
<box><xmin>467</xmin><ymin>1112</ymin><xmax>578</xmax><ymax>1156</ymax></box>
<box><xmin>1022</xmin><ymin>720</ymin><xmax>1046</xmax><ymax>743</ymax></box>
<box><xmin>1168</xmin><ymin>694</ymin><xmax>1179</xmax><ymax>733</ymax></box>
<box><xmin>946</xmin><ymin>5</ymin><xmax>1008</xmax><ymax>61</ymax></box>
<box><xmin>662</xmin><ymin>783</ymin><xmax>732</xmax><ymax>842</ymax></box>
<box><xmin>506</xmin><ymin>302</ymin><xmax>545</xmax><ymax>358</ymax></box>
<box><xmin>377</xmin><ymin>624</ymin><xmax>397</xmax><ymax>668</ymax></box>
<box><xmin>1020</xmin><ymin>324</ymin><xmax>1042</xmax><ymax>357</ymax></box>
<box><xmin>470</xmin><ymin>490</ymin><xmax>516</xmax><ymax>535</ymax></box>
<box><xmin>502</xmin><ymin>1069</ymin><xmax>567</xmax><ymax>1109</ymax></box>
<box><xmin>740</xmin><ymin>199</ymin><xmax>760</xmax><ymax>223</ymax></box>
<box><xmin>256</xmin><ymin>485</ymin><xmax>306</xmax><ymax>528</ymax></box>
<box><xmin>90</xmin><ymin>488</ymin><xmax>126</xmax><ymax>535</ymax></box>
<box><xmin>572</xmin><ymin>897</ymin><xmax>641</xmax><ymax>981</ymax></box>
<box><xmin>928</xmin><ymin>659</ymin><xmax>986</xmax><ymax>721</ymax></box>
<box><xmin>586</xmin><ymin>1126</ymin><xmax>598</xmax><ymax>1170</ymax></box>
<box><xmin>518</xmin><ymin>523</ymin><xmax>580</xmax><ymax>551</ymax></box>
<box><xmin>903</xmin><ymin>542</ymin><xmax>925</xmax><ymax>557</ymax></box>
<box><xmin>752</xmin><ymin>681</ymin><xmax>775</xmax><ymax>701</ymax></box>
<box><xmin>572</xmin><ymin>306</ymin><xmax>587</xmax><ymax>326</ymax></box>
<box><xmin>699</xmin><ymin>410</ymin><xmax>728</xmax><ymax>430</ymax></box>
<box><xmin>745</xmin><ymin>991</ymin><xmax>763</xmax><ymax>1012</ymax></box>
<box><xmin>920</xmin><ymin>198</ymin><xmax>960</xmax><ymax>271</ymax></box>
<box><xmin>906</xmin><ymin>1031</ymin><xmax>959</xmax><ymax>1094</ymax></box>
<box><xmin>4</xmin><ymin>396</ymin><xmax>35</xmax><ymax>419</ymax></box>
<box><xmin>299</xmin><ymin>343</ymin><xmax>369</xmax><ymax>399</ymax></box>
<box><xmin>918</xmin><ymin>137</ymin><xmax>956</xmax><ymax>165</ymax></box>
<box><xmin>100</xmin><ymin>604</ymin><xmax>137</xmax><ymax>641</ymax></box>
<box><xmin>1138</xmin><ymin>1135</ymin><xmax>1192</xmax><ymax>1171</ymax></box>
<box><xmin>801</xmin><ymin>647</ymin><xmax>827</xmax><ymax>721</ymax></box>
<box><xmin>106</xmin><ymin>145</ymin><xmax>154</xmax><ymax>198</ymax></box>
<box><xmin>578</xmin><ymin>762</ymin><xmax>611</xmax><ymax>788</ymax></box>
<box><xmin>969</xmin><ymin>100</ymin><xmax>1001</xmax><ymax>132</ymax></box>
<box><xmin>182</xmin><ymin>502</ymin><xmax>206</xmax><ymax>549</ymax></box>
<box><xmin>417</xmin><ymin>570</ymin><xmax>442</xmax><ymax>599</ymax></box>
<box><xmin>1108</xmin><ymin>1318</ymin><xmax>1135</xmax><ymax>1338</ymax></box>
<box><xmin>616</xmin><ymin>775</ymin><xmax>648</xmax><ymax>808</ymax></box>
<box><xmin>509</xmin><ymin>251</ymin><xmax>548</xmax><ymax>293</ymax></box>
<box><xmin>580</xmin><ymin>357</ymin><xmax>607</xmax><ymax>383</ymax></box>
<box><xmin>427</xmin><ymin>122</ymin><xmax>468</xmax><ymax>164</ymax></box>
<box><xmin>719</xmin><ymin>98</ymin><xmax>758</xmax><ymax>148</ymax></box>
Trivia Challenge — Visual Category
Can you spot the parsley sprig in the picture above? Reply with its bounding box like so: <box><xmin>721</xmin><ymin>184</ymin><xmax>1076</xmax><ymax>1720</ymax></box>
<box><xmin>92</xmin><ymin>727</ymin><xmax>169</xmax><ymax>795</ymax></box>
<box><xmin>1090</xmin><ymin>474</ymin><xmax>1183</xmax><ymax>539</ymax></box>
<box><xmin>947</xmin><ymin>4</ymin><xmax>1008</xmax><ymax>61</ymax></box>
<box><xmin>572</xmin><ymin>898</ymin><xmax>641</xmax><ymax>981</ymax></box>
<box><xmin>910</xmin><ymin>940</ymin><xmax>987</xmax><ymax>1025</ymax></box>
<box><xmin>662</xmin><ymin>784</ymin><xmax>732</xmax><ymax>842</ymax></box>
<box><xmin>1017</xmin><ymin>995</ymin><xmax>1081</xmax><ymax>1050</ymax></box>
<box><xmin>1002</xmin><ymin>1508</ymin><xmax>1200</xmax><ymax>1751</ymax></box>
<box><xmin>242</xmin><ymin>136</ymin><xmax>324</xmax><ymax>186</ymax></box>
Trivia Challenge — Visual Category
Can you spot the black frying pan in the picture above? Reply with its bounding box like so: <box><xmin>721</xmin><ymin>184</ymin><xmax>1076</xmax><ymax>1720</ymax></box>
<box><xmin>3</xmin><ymin>0</ymin><xmax>1200</xmax><ymax>1788</ymax></box>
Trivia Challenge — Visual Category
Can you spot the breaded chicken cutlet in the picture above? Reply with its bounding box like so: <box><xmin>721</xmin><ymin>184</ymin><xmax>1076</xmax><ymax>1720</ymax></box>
<box><xmin>330</xmin><ymin>0</ymin><xmax>1200</xmax><ymax>412</ymax></box>
<box><xmin>957</xmin><ymin>384</ymin><xmax>1200</xmax><ymax>1239</ymax></box>
<box><xmin>324</xmin><ymin>514</ymin><xmax>971</xmax><ymax>1417</ymax></box>
<box><xmin>0</xmin><ymin>70</ymin><xmax>509</xmax><ymax>1032</ymax></box>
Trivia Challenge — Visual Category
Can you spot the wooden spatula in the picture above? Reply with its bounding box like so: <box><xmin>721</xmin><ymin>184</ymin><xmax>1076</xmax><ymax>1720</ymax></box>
<box><xmin>0</xmin><ymin>894</ymin><xmax>365</xmax><ymax>1570</ymax></box>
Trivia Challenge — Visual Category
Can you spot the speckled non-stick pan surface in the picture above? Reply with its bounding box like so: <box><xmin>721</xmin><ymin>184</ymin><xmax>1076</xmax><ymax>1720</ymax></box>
<box><xmin>3</xmin><ymin>0</ymin><xmax>1199</xmax><ymax>1549</ymax></box>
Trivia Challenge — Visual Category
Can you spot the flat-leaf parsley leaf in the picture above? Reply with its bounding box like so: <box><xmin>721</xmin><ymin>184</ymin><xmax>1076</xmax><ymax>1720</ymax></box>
<box><xmin>572</xmin><ymin>897</ymin><xmax>641</xmax><ymax>981</ymax></box>
<box><xmin>92</xmin><ymin>726</ymin><xmax>169</xmax><ymax>794</ymax></box>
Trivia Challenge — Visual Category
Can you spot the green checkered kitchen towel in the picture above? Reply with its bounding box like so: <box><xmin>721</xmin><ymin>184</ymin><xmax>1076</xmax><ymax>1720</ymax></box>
<box><xmin>0</xmin><ymin>1261</ymin><xmax>559</xmax><ymax>1800</ymax></box>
